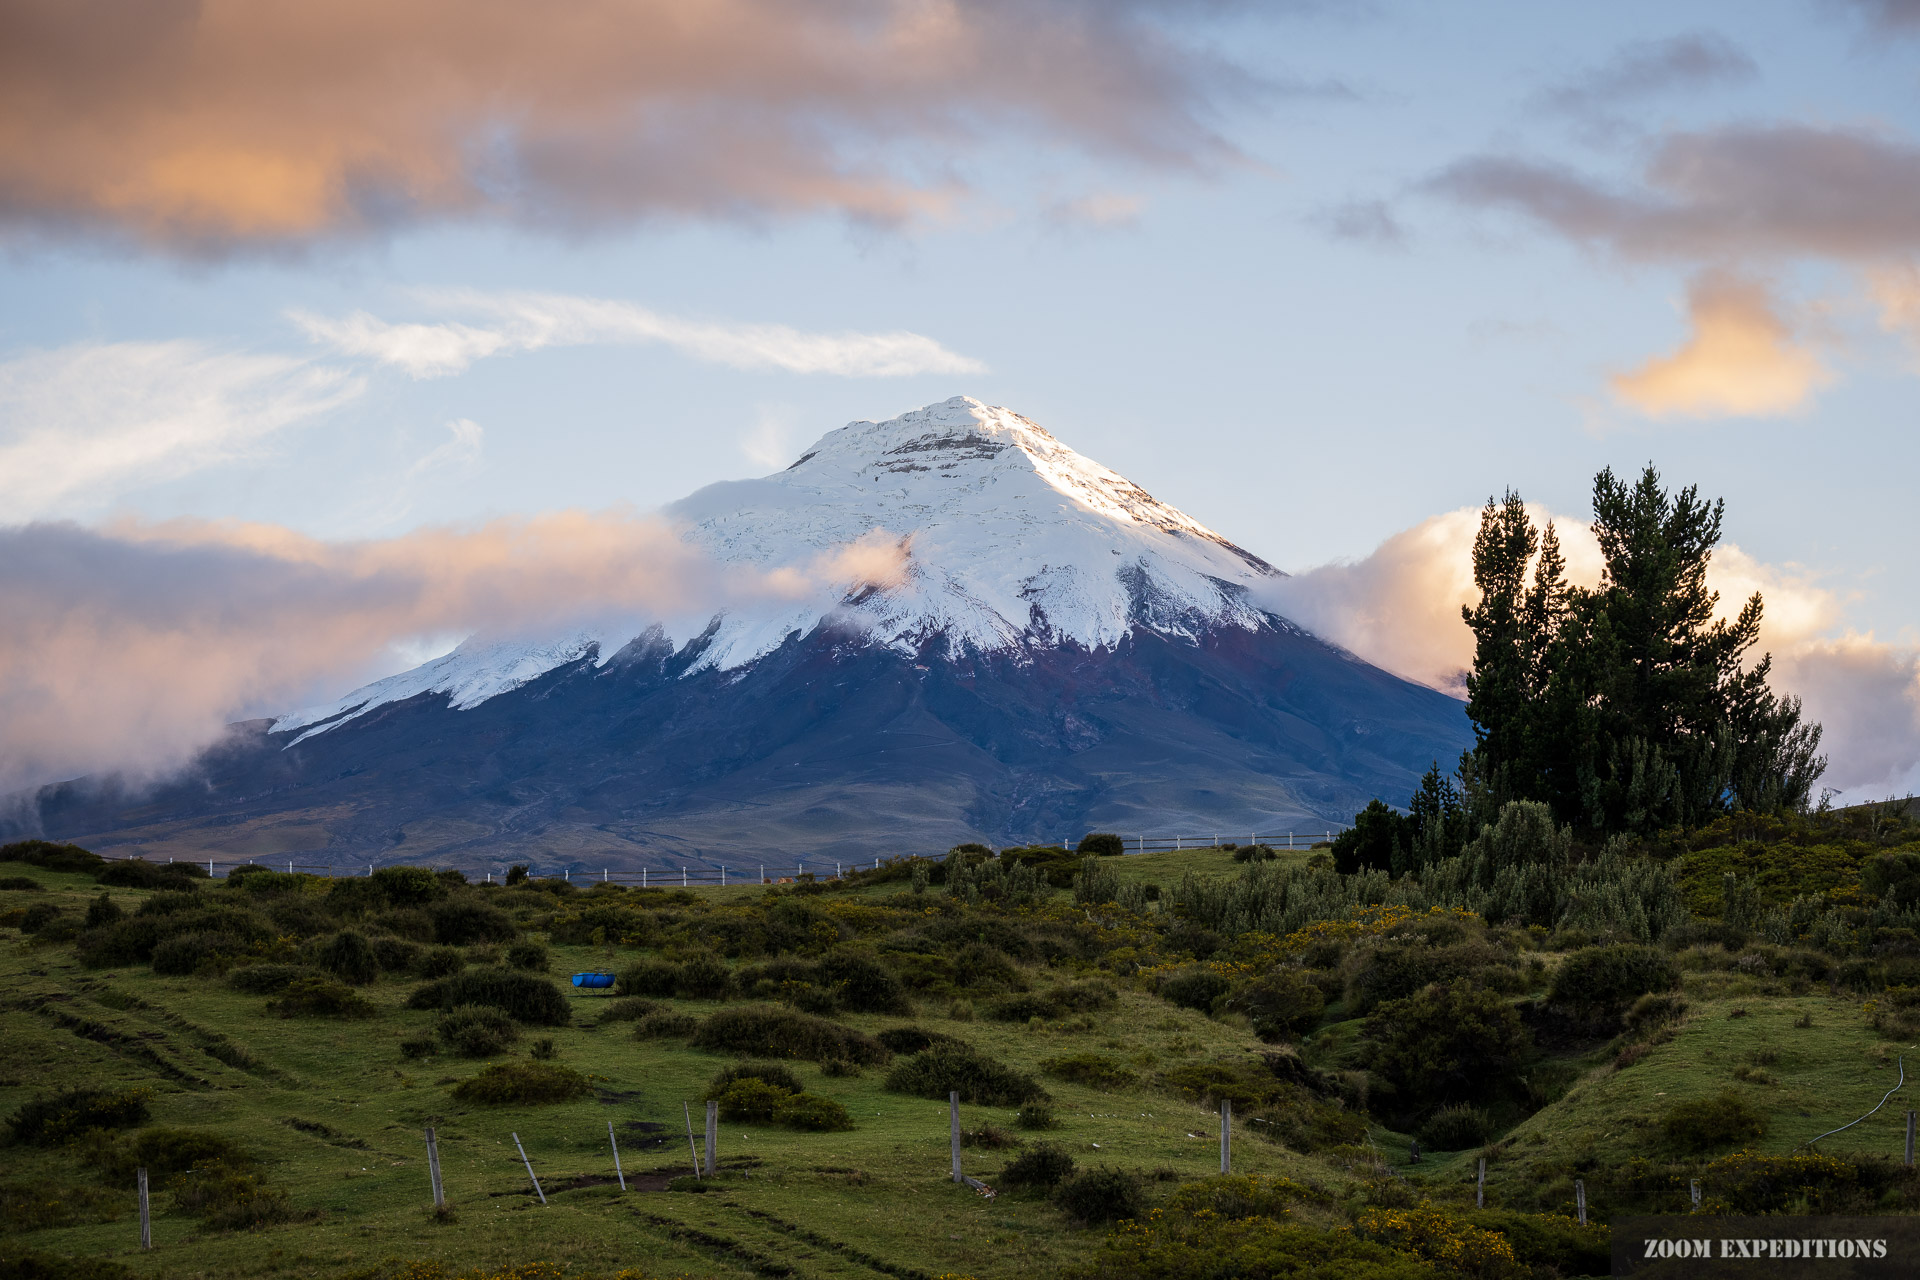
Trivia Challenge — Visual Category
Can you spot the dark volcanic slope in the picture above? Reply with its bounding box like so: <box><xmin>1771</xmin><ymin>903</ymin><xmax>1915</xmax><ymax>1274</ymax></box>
<box><xmin>28</xmin><ymin>616</ymin><xmax>1472</xmax><ymax>870</ymax></box>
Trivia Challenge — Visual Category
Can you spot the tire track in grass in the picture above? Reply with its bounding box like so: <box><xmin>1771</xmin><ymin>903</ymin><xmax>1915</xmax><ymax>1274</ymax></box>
<box><xmin>734</xmin><ymin>1206</ymin><xmax>932</xmax><ymax>1280</ymax></box>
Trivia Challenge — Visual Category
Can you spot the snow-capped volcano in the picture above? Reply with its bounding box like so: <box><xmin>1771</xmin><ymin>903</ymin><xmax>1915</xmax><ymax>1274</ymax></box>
<box><xmin>277</xmin><ymin>397</ymin><xmax>1281</xmax><ymax>740</ymax></box>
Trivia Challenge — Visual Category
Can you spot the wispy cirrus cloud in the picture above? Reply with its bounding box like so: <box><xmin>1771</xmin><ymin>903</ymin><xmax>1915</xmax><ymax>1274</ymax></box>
<box><xmin>1534</xmin><ymin>32</ymin><xmax>1757</xmax><ymax>120</ymax></box>
<box><xmin>0</xmin><ymin>340</ymin><xmax>362</xmax><ymax>521</ymax></box>
<box><xmin>290</xmin><ymin>291</ymin><xmax>988</xmax><ymax>379</ymax></box>
<box><xmin>0</xmin><ymin>0</ymin><xmax>1261</xmax><ymax>254</ymax></box>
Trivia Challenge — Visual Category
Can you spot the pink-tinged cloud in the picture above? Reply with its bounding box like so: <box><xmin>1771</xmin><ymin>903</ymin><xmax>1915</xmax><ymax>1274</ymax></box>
<box><xmin>1610</xmin><ymin>270</ymin><xmax>1831</xmax><ymax>419</ymax></box>
<box><xmin>0</xmin><ymin>0</ymin><xmax>1253</xmax><ymax>252</ymax></box>
<box><xmin>0</xmin><ymin>514</ymin><xmax>908</xmax><ymax>794</ymax></box>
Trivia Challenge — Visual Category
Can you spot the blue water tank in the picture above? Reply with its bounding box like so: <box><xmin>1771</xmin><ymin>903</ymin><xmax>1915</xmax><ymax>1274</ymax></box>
<box><xmin>571</xmin><ymin>972</ymin><xmax>616</xmax><ymax>989</ymax></box>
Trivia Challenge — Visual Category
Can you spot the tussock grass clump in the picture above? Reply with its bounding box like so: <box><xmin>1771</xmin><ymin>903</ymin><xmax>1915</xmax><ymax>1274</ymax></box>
<box><xmin>1041</xmin><ymin>1053</ymin><xmax>1137</xmax><ymax>1090</ymax></box>
<box><xmin>436</xmin><ymin>1005</ymin><xmax>520</xmax><ymax>1057</ymax></box>
<box><xmin>1052</xmin><ymin>1167</ymin><xmax>1146</xmax><ymax>1225</ymax></box>
<box><xmin>317</xmin><ymin>929</ymin><xmax>379</xmax><ymax>984</ymax></box>
<box><xmin>269</xmin><ymin>976</ymin><xmax>376</xmax><ymax>1018</ymax></box>
<box><xmin>87</xmin><ymin>1127</ymin><xmax>251</xmax><ymax>1185</ymax></box>
<box><xmin>167</xmin><ymin>1161</ymin><xmax>307</xmax><ymax>1230</ymax></box>
<box><xmin>6</xmin><ymin>1088</ymin><xmax>152</xmax><ymax>1146</ymax></box>
<box><xmin>594</xmin><ymin>996</ymin><xmax>661</xmax><ymax>1024</ymax></box>
<box><xmin>692</xmin><ymin>1005</ymin><xmax>889</xmax><ymax>1064</ymax></box>
<box><xmin>449</xmin><ymin>1062</ymin><xmax>591</xmax><ymax>1105</ymax></box>
<box><xmin>1417</xmin><ymin>1103</ymin><xmax>1493</xmax><ymax>1151</ymax></box>
<box><xmin>885</xmin><ymin>1044</ymin><xmax>1046</xmax><ymax>1106</ymax></box>
<box><xmin>408</xmin><ymin>968</ymin><xmax>569</xmax><ymax>1025</ymax></box>
<box><xmin>999</xmin><ymin>1142</ymin><xmax>1075</xmax><ymax>1190</ymax></box>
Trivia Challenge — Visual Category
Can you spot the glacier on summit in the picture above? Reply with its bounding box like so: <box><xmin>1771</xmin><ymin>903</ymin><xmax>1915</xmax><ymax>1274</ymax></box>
<box><xmin>276</xmin><ymin>397</ymin><xmax>1286</xmax><ymax>740</ymax></box>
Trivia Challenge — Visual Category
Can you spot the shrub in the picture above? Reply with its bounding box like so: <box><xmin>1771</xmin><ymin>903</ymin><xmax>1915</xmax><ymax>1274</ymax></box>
<box><xmin>692</xmin><ymin>1005</ymin><xmax>889</xmax><ymax>1064</ymax></box>
<box><xmin>270</xmin><ymin>977</ymin><xmax>376</xmax><ymax>1018</ymax></box>
<box><xmin>1418</xmin><ymin>1104</ymin><xmax>1493</xmax><ymax>1151</ymax></box>
<box><xmin>0</xmin><ymin>840</ymin><xmax>103</xmax><ymax>874</ymax></box>
<box><xmin>1077</xmin><ymin>833</ymin><xmax>1126</xmax><ymax>857</ymax></box>
<box><xmin>821</xmin><ymin>950</ymin><xmax>911</xmax><ymax>1014</ymax></box>
<box><xmin>0</xmin><ymin>1254</ymin><xmax>131</xmax><ymax>1280</ymax></box>
<box><xmin>318</xmin><ymin>930</ymin><xmax>379</xmax><ymax>984</ymax></box>
<box><xmin>0</xmin><ymin>876</ymin><xmax>42</xmax><ymax>891</ymax></box>
<box><xmin>408</xmin><ymin>969</ymin><xmax>569</xmax><ymax>1025</ymax></box>
<box><xmin>1042</xmin><ymin>1053</ymin><xmax>1137</xmax><ymax>1089</ymax></box>
<box><xmin>415</xmin><ymin>945</ymin><xmax>466</xmax><ymax>978</ymax></box>
<box><xmin>962</xmin><ymin>1123</ymin><xmax>1019</xmax><ymax>1149</ymax></box>
<box><xmin>678</xmin><ymin>952</ymin><xmax>735</xmax><ymax>1000</ymax></box>
<box><xmin>1232</xmin><ymin>845</ymin><xmax>1278</xmax><ymax>863</ymax></box>
<box><xmin>1073</xmin><ymin>858</ymin><xmax>1121</xmax><ymax>906</ymax></box>
<box><xmin>1624</xmin><ymin>992</ymin><xmax>1688</xmax><ymax>1032</ymax></box>
<box><xmin>371</xmin><ymin>865</ymin><xmax>442</xmax><ymax>906</ymax></box>
<box><xmin>166</xmin><ymin>1160</ymin><xmax>303</xmax><ymax>1230</ymax></box>
<box><xmin>1160</xmin><ymin>968</ymin><xmax>1232</xmax><ymax>1013</ymax></box>
<box><xmin>778</xmin><ymin>1092</ymin><xmax>855</xmax><ymax>1131</ymax></box>
<box><xmin>1549</xmin><ymin>944</ymin><xmax>1680</xmax><ymax>1019</ymax></box>
<box><xmin>1664</xmin><ymin>1090</ymin><xmax>1767</xmax><ymax>1153</ymax></box>
<box><xmin>596</xmin><ymin>996</ymin><xmax>661</xmax><ymax>1024</ymax></box>
<box><xmin>228</xmin><ymin>964</ymin><xmax>314</xmax><ymax>994</ymax></box>
<box><xmin>706</xmin><ymin>1061</ymin><xmax>804</xmax><ymax>1098</ymax></box>
<box><xmin>878</xmin><ymin>1026</ymin><xmax>966</xmax><ymax>1055</ymax></box>
<box><xmin>1000</xmin><ymin>1142</ymin><xmax>1076</xmax><ymax>1190</ymax></box>
<box><xmin>449</xmin><ymin>1062</ymin><xmax>592</xmax><ymax>1105</ymax></box>
<box><xmin>1165</xmin><ymin>1174</ymin><xmax>1313</xmax><ymax>1220</ymax></box>
<box><xmin>95</xmin><ymin>859</ymin><xmax>201</xmax><ymax>890</ymax></box>
<box><xmin>712</xmin><ymin>1078</ymin><xmax>792</xmax><ymax>1122</ymax></box>
<box><xmin>84</xmin><ymin>893</ymin><xmax>122</xmax><ymax>927</ymax></box>
<box><xmin>505</xmin><ymin>939</ymin><xmax>549</xmax><ymax>972</ymax></box>
<box><xmin>1053</xmin><ymin>1167</ymin><xmax>1145</xmax><ymax>1225</ymax></box>
<box><xmin>1364</xmin><ymin>979</ymin><xmax>1533</xmax><ymax>1111</ymax></box>
<box><xmin>371</xmin><ymin>936</ymin><xmax>422</xmax><ymax>972</ymax></box>
<box><xmin>399</xmin><ymin>1036</ymin><xmax>438</xmax><ymax>1060</ymax></box>
<box><xmin>1350</xmin><ymin>1205</ymin><xmax>1522</xmax><ymax>1279</ymax></box>
<box><xmin>431</xmin><ymin>899</ymin><xmax>516</xmax><ymax>945</ymax></box>
<box><xmin>436</xmin><ymin>1005</ymin><xmax>521</xmax><ymax>1057</ymax></box>
<box><xmin>821</xmin><ymin>1057</ymin><xmax>862</xmax><ymax>1078</ymax></box>
<box><xmin>618</xmin><ymin>959</ymin><xmax>682</xmax><ymax>998</ymax></box>
<box><xmin>1236</xmin><ymin>969</ymin><xmax>1326</xmax><ymax>1040</ymax></box>
<box><xmin>634</xmin><ymin>1011</ymin><xmax>699</xmax><ymax>1039</ymax></box>
<box><xmin>885</xmin><ymin>1044</ymin><xmax>1047</xmax><ymax>1106</ymax></box>
<box><xmin>7</xmin><ymin>1088</ymin><xmax>152</xmax><ymax>1146</ymax></box>
<box><xmin>85</xmin><ymin>1127</ymin><xmax>250</xmax><ymax>1185</ymax></box>
<box><xmin>1015</xmin><ymin>1103</ymin><xmax>1059</xmax><ymax>1130</ymax></box>
<box><xmin>151</xmin><ymin>931</ymin><xmax>258</xmax><ymax>975</ymax></box>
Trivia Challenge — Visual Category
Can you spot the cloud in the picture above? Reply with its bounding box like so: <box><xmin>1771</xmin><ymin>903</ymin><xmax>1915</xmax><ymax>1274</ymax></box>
<box><xmin>1835</xmin><ymin>0</ymin><xmax>1920</xmax><ymax>33</ymax></box>
<box><xmin>291</xmin><ymin>291</ymin><xmax>987</xmax><ymax>378</ymax></box>
<box><xmin>1263</xmin><ymin>506</ymin><xmax>1920</xmax><ymax>798</ymax></box>
<box><xmin>0</xmin><ymin>339</ymin><xmax>362</xmax><ymax>520</ymax></box>
<box><xmin>1868</xmin><ymin>262</ymin><xmax>1920</xmax><ymax>359</ymax></box>
<box><xmin>0</xmin><ymin>0</ymin><xmax>1257</xmax><ymax>253</ymax></box>
<box><xmin>1044</xmin><ymin>193</ymin><xmax>1146</xmax><ymax>231</ymax></box>
<box><xmin>1315</xmin><ymin>198</ymin><xmax>1408</xmax><ymax>247</ymax></box>
<box><xmin>1609</xmin><ymin>270</ymin><xmax>1831</xmax><ymax>418</ymax></box>
<box><xmin>1429</xmin><ymin>124</ymin><xmax>1920</xmax><ymax>263</ymax></box>
<box><xmin>0</xmin><ymin>512</ymin><xmax>912</xmax><ymax>793</ymax></box>
<box><xmin>406</xmin><ymin>418</ymin><xmax>484</xmax><ymax>481</ymax></box>
<box><xmin>1536</xmin><ymin>32</ymin><xmax>1757</xmax><ymax>118</ymax></box>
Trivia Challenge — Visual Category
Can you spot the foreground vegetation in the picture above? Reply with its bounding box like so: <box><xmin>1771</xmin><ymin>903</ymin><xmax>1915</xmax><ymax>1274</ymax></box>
<box><xmin>5</xmin><ymin>801</ymin><xmax>1920</xmax><ymax>1280</ymax></box>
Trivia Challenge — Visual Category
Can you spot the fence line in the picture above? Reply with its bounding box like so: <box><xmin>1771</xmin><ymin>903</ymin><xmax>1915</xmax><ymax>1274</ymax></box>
<box><xmin>81</xmin><ymin>830</ymin><xmax>1337</xmax><ymax>887</ymax></box>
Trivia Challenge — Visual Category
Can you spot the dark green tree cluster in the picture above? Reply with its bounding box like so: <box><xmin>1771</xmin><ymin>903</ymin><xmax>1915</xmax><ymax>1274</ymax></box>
<box><xmin>1462</xmin><ymin>466</ymin><xmax>1825</xmax><ymax>836</ymax></box>
<box><xmin>1331</xmin><ymin>763</ymin><xmax>1469</xmax><ymax>875</ymax></box>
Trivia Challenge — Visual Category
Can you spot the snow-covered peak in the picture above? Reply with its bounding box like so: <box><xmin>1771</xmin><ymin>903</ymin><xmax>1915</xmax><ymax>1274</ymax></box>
<box><xmin>275</xmin><ymin>397</ymin><xmax>1283</xmax><ymax>739</ymax></box>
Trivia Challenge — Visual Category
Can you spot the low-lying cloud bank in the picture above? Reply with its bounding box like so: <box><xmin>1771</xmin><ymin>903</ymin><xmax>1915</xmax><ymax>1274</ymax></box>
<box><xmin>1262</xmin><ymin>509</ymin><xmax>1920</xmax><ymax>801</ymax></box>
<box><xmin>0</xmin><ymin>514</ymin><xmax>907</xmax><ymax>796</ymax></box>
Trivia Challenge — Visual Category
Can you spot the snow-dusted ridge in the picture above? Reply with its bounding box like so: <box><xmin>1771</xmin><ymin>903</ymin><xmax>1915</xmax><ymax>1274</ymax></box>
<box><xmin>275</xmin><ymin>397</ymin><xmax>1283</xmax><ymax>741</ymax></box>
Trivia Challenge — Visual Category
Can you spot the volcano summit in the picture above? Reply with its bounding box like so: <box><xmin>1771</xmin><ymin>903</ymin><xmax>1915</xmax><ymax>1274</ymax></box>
<box><xmin>30</xmin><ymin>398</ymin><xmax>1472</xmax><ymax>870</ymax></box>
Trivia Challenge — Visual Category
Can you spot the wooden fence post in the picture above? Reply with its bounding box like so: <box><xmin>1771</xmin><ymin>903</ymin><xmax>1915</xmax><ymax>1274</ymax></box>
<box><xmin>1690</xmin><ymin>1179</ymin><xmax>1701</xmax><ymax>1210</ymax></box>
<box><xmin>1907</xmin><ymin>1110</ymin><xmax>1916</xmax><ymax>1166</ymax></box>
<box><xmin>684</xmin><ymin>1103</ymin><xmax>701</xmax><ymax>1178</ymax></box>
<box><xmin>512</xmin><ymin>1132</ymin><xmax>545</xmax><ymax>1205</ymax></box>
<box><xmin>1575</xmin><ymin>1179</ymin><xmax>1586</xmax><ymax>1226</ymax></box>
<box><xmin>608</xmin><ymin>1120</ymin><xmax>626</xmax><ymax>1191</ymax></box>
<box><xmin>705</xmin><ymin>1101</ymin><xmax>718</xmax><ymax>1176</ymax></box>
<box><xmin>137</xmin><ymin>1166</ymin><xmax>151</xmax><ymax>1250</ymax></box>
<box><xmin>950</xmin><ymin>1092</ymin><xmax>963</xmax><ymax>1184</ymax></box>
<box><xmin>424</xmin><ymin>1126</ymin><xmax>444</xmax><ymax>1207</ymax></box>
<box><xmin>1476</xmin><ymin>1158</ymin><xmax>1486</xmax><ymax>1209</ymax></box>
<box><xmin>1220</xmin><ymin>1099</ymin><xmax>1232</xmax><ymax>1173</ymax></box>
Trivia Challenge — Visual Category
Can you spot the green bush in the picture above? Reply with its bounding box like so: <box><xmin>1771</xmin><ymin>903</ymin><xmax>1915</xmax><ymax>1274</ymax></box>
<box><xmin>318</xmin><ymin>930</ymin><xmax>379</xmax><ymax>984</ymax></box>
<box><xmin>1165</xmin><ymin>1174</ymin><xmax>1314</xmax><ymax>1220</ymax></box>
<box><xmin>0</xmin><ymin>876</ymin><xmax>42</xmax><ymax>891</ymax></box>
<box><xmin>407</xmin><ymin>968</ymin><xmax>569</xmax><ymax>1025</ymax></box>
<box><xmin>449</xmin><ymin>1062</ymin><xmax>592</xmax><ymax>1105</ymax></box>
<box><xmin>1042</xmin><ymin>1053</ymin><xmax>1137</xmax><ymax>1089</ymax></box>
<box><xmin>151</xmin><ymin>931</ymin><xmax>258</xmax><ymax>975</ymax></box>
<box><xmin>1235</xmin><ymin>969</ymin><xmax>1326</xmax><ymax>1040</ymax></box>
<box><xmin>1160</xmin><ymin>968</ymin><xmax>1231</xmax><ymax>1013</ymax></box>
<box><xmin>633</xmin><ymin>1011</ymin><xmax>698</xmax><ymax>1039</ymax></box>
<box><xmin>95</xmin><ymin>858</ymin><xmax>202</xmax><ymax>889</ymax></box>
<box><xmin>1418</xmin><ymin>1104</ymin><xmax>1493</xmax><ymax>1151</ymax></box>
<box><xmin>6</xmin><ymin>1088</ymin><xmax>152</xmax><ymax>1146</ymax></box>
<box><xmin>0</xmin><ymin>1253</ymin><xmax>132</xmax><ymax>1280</ymax></box>
<box><xmin>84</xmin><ymin>893</ymin><xmax>122</xmax><ymax>927</ymax></box>
<box><xmin>884</xmin><ymin>1044</ymin><xmax>1047</xmax><ymax>1106</ymax></box>
<box><xmin>1549</xmin><ymin>944</ymin><xmax>1680</xmax><ymax>1018</ymax></box>
<box><xmin>1365</xmin><ymin>979</ymin><xmax>1533</xmax><ymax>1113</ymax></box>
<box><xmin>678</xmin><ymin>952</ymin><xmax>735</xmax><ymax>1000</ymax></box>
<box><xmin>1863</xmin><ymin>852</ymin><xmax>1920</xmax><ymax>910</ymax></box>
<box><xmin>370</xmin><ymin>936</ymin><xmax>422</xmax><ymax>972</ymax></box>
<box><xmin>167</xmin><ymin>1160</ymin><xmax>303</xmax><ymax>1230</ymax></box>
<box><xmin>596</xmin><ymin>996</ymin><xmax>661</xmax><ymax>1024</ymax></box>
<box><xmin>1052</xmin><ymin>1167</ymin><xmax>1145</xmax><ymax>1225</ymax></box>
<box><xmin>436</xmin><ymin>1005</ymin><xmax>521</xmax><ymax>1057</ymax></box>
<box><xmin>415</xmin><ymin>945</ymin><xmax>466</xmax><ymax>978</ymax></box>
<box><xmin>1663</xmin><ymin>1090</ymin><xmax>1767</xmax><ymax>1153</ymax></box>
<box><xmin>961</xmin><ymin>1123</ymin><xmax>1019</xmax><ymax>1149</ymax></box>
<box><xmin>706</xmin><ymin>1061</ymin><xmax>804</xmax><ymax>1098</ymax></box>
<box><xmin>618</xmin><ymin>959</ymin><xmax>682</xmax><ymax>997</ymax></box>
<box><xmin>430</xmin><ymin>899</ymin><xmax>516</xmax><ymax>945</ymax></box>
<box><xmin>86</xmin><ymin>1127</ymin><xmax>250</xmax><ymax>1185</ymax></box>
<box><xmin>1077</xmin><ymin>833</ymin><xmax>1126</xmax><ymax>857</ymax></box>
<box><xmin>999</xmin><ymin>1141</ymin><xmax>1076</xmax><ymax>1190</ymax></box>
<box><xmin>505</xmin><ymin>939</ymin><xmax>549</xmax><ymax>972</ymax></box>
<box><xmin>370</xmin><ymin>865</ymin><xmax>442</xmax><ymax>906</ymax></box>
<box><xmin>1346</xmin><ymin>941</ymin><xmax>1522</xmax><ymax>1016</ymax></box>
<box><xmin>270</xmin><ymin>976</ymin><xmax>375</xmax><ymax>1018</ymax></box>
<box><xmin>876</xmin><ymin>1026</ymin><xmax>967</xmax><ymax>1055</ymax></box>
<box><xmin>399</xmin><ymin>1036</ymin><xmax>437</xmax><ymax>1060</ymax></box>
<box><xmin>711</xmin><ymin>1078</ymin><xmax>790</xmax><ymax>1122</ymax></box>
<box><xmin>821</xmin><ymin>950</ymin><xmax>910</xmax><ymax>1014</ymax></box>
<box><xmin>1232</xmin><ymin>845</ymin><xmax>1278</xmax><ymax>863</ymax></box>
<box><xmin>0</xmin><ymin>840</ymin><xmax>104</xmax><ymax>874</ymax></box>
<box><xmin>227</xmin><ymin>964</ymin><xmax>314</xmax><ymax>994</ymax></box>
<box><xmin>692</xmin><ymin>1005</ymin><xmax>889</xmax><ymax>1064</ymax></box>
<box><xmin>1015</xmin><ymin>1103</ymin><xmax>1059</xmax><ymax>1130</ymax></box>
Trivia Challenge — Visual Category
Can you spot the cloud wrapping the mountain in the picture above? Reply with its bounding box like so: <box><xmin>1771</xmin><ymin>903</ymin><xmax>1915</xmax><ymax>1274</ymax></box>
<box><xmin>0</xmin><ymin>0</ymin><xmax>1251</xmax><ymax>252</ymax></box>
<box><xmin>0</xmin><ymin>514</ymin><xmax>908</xmax><ymax>795</ymax></box>
<box><xmin>1264</xmin><ymin>509</ymin><xmax>1920</xmax><ymax>799</ymax></box>
<box><xmin>292</xmin><ymin>291</ymin><xmax>987</xmax><ymax>378</ymax></box>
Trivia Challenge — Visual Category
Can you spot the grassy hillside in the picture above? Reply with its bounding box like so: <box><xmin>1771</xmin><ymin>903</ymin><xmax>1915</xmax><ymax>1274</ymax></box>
<box><xmin>5</xmin><ymin>829</ymin><xmax>1919</xmax><ymax>1280</ymax></box>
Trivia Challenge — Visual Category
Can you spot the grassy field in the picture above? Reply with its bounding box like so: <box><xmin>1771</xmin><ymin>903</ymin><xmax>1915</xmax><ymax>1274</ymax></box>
<box><xmin>5</xmin><ymin>847</ymin><xmax>1917</xmax><ymax>1280</ymax></box>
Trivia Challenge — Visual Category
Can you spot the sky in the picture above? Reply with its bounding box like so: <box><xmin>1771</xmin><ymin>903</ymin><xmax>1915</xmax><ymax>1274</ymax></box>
<box><xmin>3</xmin><ymin>0</ymin><xmax>1919</xmax><ymax>801</ymax></box>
